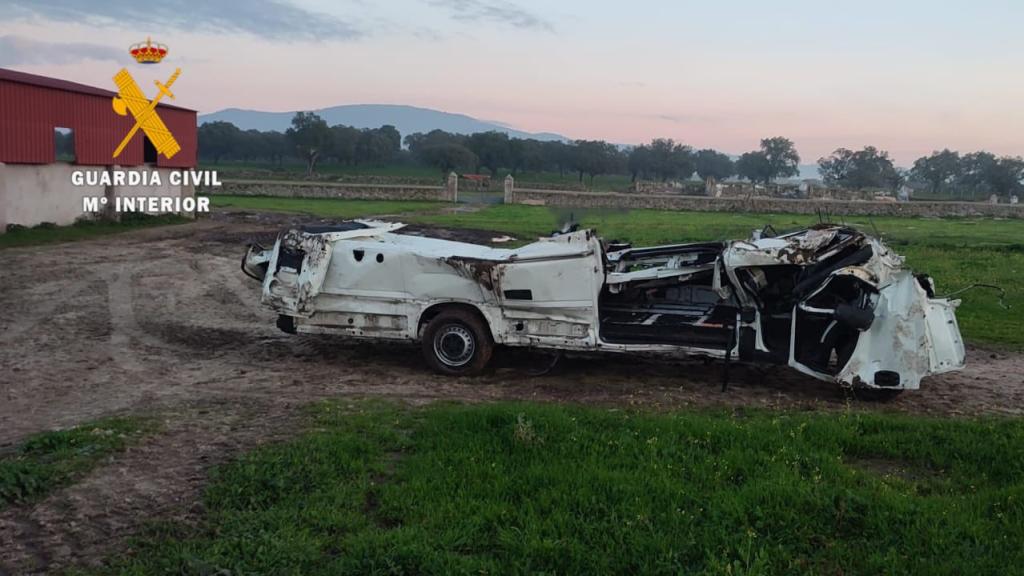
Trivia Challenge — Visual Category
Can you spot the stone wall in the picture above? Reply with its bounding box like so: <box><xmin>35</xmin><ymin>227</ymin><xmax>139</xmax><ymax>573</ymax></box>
<box><xmin>209</xmin><ymin>178</ymin><xmax>455</xmax><ymax>202</ymax></box>
<box><xmin>508</xmin><ymin>188</ymin><xmax>1024</xmax><ymax>219</ymax></box>
<box><xmin>641</xmin><ymin>180</ymin><xmax>898</xmax><ymax>201</ymax></box>
<box><xmin>634</xmin><ymin>180</ymin><xmax>706</xmax><ymax>195</ymax></box>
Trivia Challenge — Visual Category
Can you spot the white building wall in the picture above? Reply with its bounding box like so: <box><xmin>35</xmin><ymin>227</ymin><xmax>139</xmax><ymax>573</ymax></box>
<box><xmin>0</xmin><ymin>163</ymin><xmax>106</xmax><ymax>229</ymax></box>
<box><xmin>0</xmin><ymin>163</ymin><xmax>190</xmax><ymax>231</ymax></box>
<box><xmin>114</xmin><ymin>166</ymin><xmax>184</xmax><ymax>215</ymax></box>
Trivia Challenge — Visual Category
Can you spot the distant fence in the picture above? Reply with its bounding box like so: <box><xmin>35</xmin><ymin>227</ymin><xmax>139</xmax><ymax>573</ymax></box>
<box><xmin>207</xmin><ymin>177</ymin><xmax>456</xmax><ymax>202</ymax></box>
<box><xmin>505</xmin><ymin>186</ymin><xmax>1024</xmax><ymax>219</ymax></box>
<box><xmin>205</xmin><ymin>176</ymin><xmax>1024</xmax><ymax>219</ymax></box>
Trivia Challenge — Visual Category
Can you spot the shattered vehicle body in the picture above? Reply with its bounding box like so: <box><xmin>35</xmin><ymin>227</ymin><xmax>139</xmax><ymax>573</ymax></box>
<box><xmin>243</xmin><ymin>222</ymin><xmax>965</xmax><ymax>392</ymax></box>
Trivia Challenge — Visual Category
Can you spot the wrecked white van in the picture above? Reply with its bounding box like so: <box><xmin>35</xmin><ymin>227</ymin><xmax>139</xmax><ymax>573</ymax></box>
<box><xmin>243</xmin><ymin>222</ymin><xmax>965</xmax><ymax>393</ymax></box>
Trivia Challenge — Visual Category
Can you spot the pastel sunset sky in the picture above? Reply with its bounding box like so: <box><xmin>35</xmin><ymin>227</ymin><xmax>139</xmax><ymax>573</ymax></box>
<box><xmin>2</xmin><ymin>0</ymin><xmax>1021</xmax><ymax>164</ymax></box>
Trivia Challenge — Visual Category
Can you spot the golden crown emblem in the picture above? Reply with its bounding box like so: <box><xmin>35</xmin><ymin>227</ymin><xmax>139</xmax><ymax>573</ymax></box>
<box><xmin>129</xmin><ymin>37</ymin><xmax>168</xmax><ymax>64</ymax></box>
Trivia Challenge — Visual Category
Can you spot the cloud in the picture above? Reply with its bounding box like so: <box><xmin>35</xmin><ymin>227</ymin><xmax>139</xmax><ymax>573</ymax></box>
<box><xmin>2</xmin><ymin>0</ymin><xmax>362</xmax><ymax>41</ymax></box>
<box><xmin>656</xmin><ymin>114</ymin><xmax>687</xmax><ymax>123</ymax></box>
<box><xmin>0</xmin><ymin>35</ymin><xmax>131</xmax><ymax>66</ymax></box>
<box><xmin>651</xmin><ymin>113</ymin><xmax>720</xmax><ymax>124</ymax></box>
<box><xmin>427</xmin><ymin>0</ymin><xmax>552</xmax><ymax>31</ymax></box>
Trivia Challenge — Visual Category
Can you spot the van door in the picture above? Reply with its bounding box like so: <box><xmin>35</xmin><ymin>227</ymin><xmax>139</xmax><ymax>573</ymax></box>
<box><xmin>493</xmin><ymin>231</ymin><xmax>604</xmax><ymax>347</ymax></box>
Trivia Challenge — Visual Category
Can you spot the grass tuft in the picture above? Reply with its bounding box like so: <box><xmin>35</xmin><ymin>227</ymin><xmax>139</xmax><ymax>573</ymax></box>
<box><xmin>0</xmin><ymin>417</ymin><xmax>157</xmax><ymax>507</ymax></box>
<box><xmin>0</xmin><ymin>214</ymin><xmax>189</xmax><ymax>249</ymax></box>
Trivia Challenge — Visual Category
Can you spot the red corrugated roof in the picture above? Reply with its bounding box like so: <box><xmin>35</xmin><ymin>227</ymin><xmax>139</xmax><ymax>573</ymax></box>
<box><xmin>0</xmin><ymin>67</ymin><xmax>195</xmax><ymax>112</ymax></box>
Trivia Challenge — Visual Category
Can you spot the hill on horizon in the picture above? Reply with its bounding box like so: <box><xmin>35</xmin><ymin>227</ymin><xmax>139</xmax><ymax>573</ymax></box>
<box><xmin>198</xmin><ymin>104</ymin><xmax>567</xmax><ymax>142</ymax></box>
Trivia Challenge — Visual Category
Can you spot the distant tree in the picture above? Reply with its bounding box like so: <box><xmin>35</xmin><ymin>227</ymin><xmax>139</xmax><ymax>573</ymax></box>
<box><xmin>571</xmin><ymin>140</ymin><xmax>620</xmax><ymax>184</ymax></box>
<box><xmin>377</xmin><ymin>124</ymin><xmax>402</xmax><ymax>155</ymax></box>
<box><xmin>509</xmin><ymin>138</ymin><xmax>544</xmax><ymax>175</ymax></box>
<box><xmin>957</xmin><ymin>152</ymin><xmax>998</xmax><ymax>200</ymax></box>
<box><xmin>646</xmin><ymin>138</ymin><xmax>695</xmax><ymax>182</ymax></box>
<box><xmin>855</xmin><ymin>147</ymin><xmax>902</xmax><ymax>190</ymax></box>
<box><xmin>608</xmin><ymin>146</ymin><xmax>628</xmax><ymax>176</ymax></box>
<box><xmin>286</xmin><ymin>112</ymin><xmax>331</xmax><ymax>175</ymax></box>
<box><xmin>818</xmin><ymin>146</ymin><xmax>901</xmax><ymax>190</ymax></box>
<box><xmin>990</xmin><ymin>156</ymin><xmax>1024</xmax><ymax>198</ymax></box>
<box><xmin>735</xmin><ymin>151</ymin><xmax>772</xmax><ymax>185</ymax></box>
<box><xmin>694</xmin><ymin>149</ymin><xmax>735</xmax><ymax>184</ymax></box>
<box><xmin>404</xmin><ymin>132</ymin><xmax>427</xmax><ymax>153</ymax></box>
<box><xmin>420</xmin><ymin>143</ymin><xmax>478</xmax><ymax>173</ymax></box>
<box><xmin>628</xmin><ymin>145</ymin><xmax>652</xmax><ymax>181</ymax></box>
<box><xmin>406</xmin><ymin>129</ymin><xmax>477</xmax><ymax>174</ymax></box>
<box><xmin>959</xmin><ymin>153</ymin><xmax>1024</xmax><ymax>199</ymax></box>
<box><xmin>198</xmin><ymin>121</ymin><xmax>242</xmax><ymax>164</ymax></box>
<box><xmin>262</xmin><ymin>131</ymin><xmax>289</xmax><ymax>165</ymax></box>
<box><xmin>759</xmin><ymin>136</ymin><xmax>801</xmax><ymax>182</ymax></box>
<box><xmin>330</xmin><ymin>125</ymin><xmax>361</xmax><ymax>165</ymax></box>
<box><xmin>541</xmin><ymin>140</ymin><xmax>574</xmax><ymax>176</ymax></box>
<box><xmin>237</xmin><ymin>129</ymin><xmax>266</xmax><ymax>162</ymax></box>
<box><xmin>406</xmin><ymin>129</ymin><xmax>463</xmax><ymax>156</ymax></box>
<box><xmin>355</xmin><ymin>129</ymin><xmax>396</xmax><ymax>165</ymax></box>
<box><xmin>817</xmin><ymin>148</ymin><xmax>854</xmax><ymax>186</ymax></box>
<box><xmin>911</xmin><ymin>149</ymin><xmax>961</xmax><ymax>195</ymax></box>
<box><xmin>467</xmin><ymin>131</ymin><xmax>511</xmax><ymax>175</ymax></box>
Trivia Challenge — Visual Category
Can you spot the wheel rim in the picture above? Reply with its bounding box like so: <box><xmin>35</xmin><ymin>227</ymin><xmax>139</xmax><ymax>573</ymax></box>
<box><xmin>433</xmin><ymin>324</ymin><xmax>475</xmax><ymax>367</ymax></box>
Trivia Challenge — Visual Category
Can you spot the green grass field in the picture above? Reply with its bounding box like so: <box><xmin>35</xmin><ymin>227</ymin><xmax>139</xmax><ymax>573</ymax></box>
<box><xmin>203</xmin><ymin>161</ymin><xmax>633</xmax><ymax>191</ymax></box>
<box><xmin>210</xmin><ymin>195</ymin><xmax>443</xmax><ymax>219</ymax></box>
<box><xmin>0</xmin><ymin>214</ymin><xmax>190</xmax><ymax>250</ymax></box>
<box><xmin>90</xmin><ymin>401</ymin><xmax>1024</xmax><ymax>575</ymax></box>
<box><xmin>0</xmin><ymin>417</ymin><xmax>155</xmax><ymax>508</ymax></box>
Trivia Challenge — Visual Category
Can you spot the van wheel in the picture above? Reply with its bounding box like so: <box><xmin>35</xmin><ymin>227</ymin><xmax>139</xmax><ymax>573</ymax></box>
<box><xmin>422</xmin><ymin>309</ymin><xmax>494</xmax><ymax>376</ymax></box>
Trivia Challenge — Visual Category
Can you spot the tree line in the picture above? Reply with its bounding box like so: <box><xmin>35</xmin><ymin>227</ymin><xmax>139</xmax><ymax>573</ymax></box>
<box><xmin>198</xmin><ymin>112</ymin><xmax>800</xmax><ymax>185</ymax></box>
<box><xmin>198</xmin><ymin>113</ymin><xmax>402</xmax><ymax>171</ymax></box>
<box><xmin>907</xmin><ymin>149</ymin><xmax>1024</xmax><ymax>199</ymax></box>
<box><xmin>198</xmin><ymin>111</ymin><xmax>1023</xmax><ymax>198</ymax></box>
<box><xmin>817</xmin><ymin>146</ymin><xmax>1024</xmax><ymax>199</ymax></box>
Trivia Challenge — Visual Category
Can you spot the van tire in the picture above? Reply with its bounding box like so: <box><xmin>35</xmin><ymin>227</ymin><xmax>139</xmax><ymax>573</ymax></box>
<box><xmin>421</xmin><ymin>308</ymin><xmax>494</xmax><ymax>376</ymax></box>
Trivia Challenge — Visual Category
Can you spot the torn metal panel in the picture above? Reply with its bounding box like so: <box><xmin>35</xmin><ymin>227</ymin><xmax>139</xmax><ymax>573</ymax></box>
<box><xmin>723</xmin><ymin>227</ymin><xmax>864</xmax><ymax>268</ymax></box>
<box><xmin>439</xmin><ymin>256</ymin><xmax>499</xmax><ymax>291</ymax></box>
<box><xmin>832</xmin><ymin>272</ymin><xmax>965</xmax><ymax>390</ymax></box>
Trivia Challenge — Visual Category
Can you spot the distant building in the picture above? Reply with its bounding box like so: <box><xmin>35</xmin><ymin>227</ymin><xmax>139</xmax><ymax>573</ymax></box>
<box><xmin>0</xmin><ymin>67</ymin><xmax>197</xmax><ymax>230</ymax></box>
<box><xmin>897</xmin><ymin>184</ymin><xmax>913</xmax><ymax>202</ymax></box>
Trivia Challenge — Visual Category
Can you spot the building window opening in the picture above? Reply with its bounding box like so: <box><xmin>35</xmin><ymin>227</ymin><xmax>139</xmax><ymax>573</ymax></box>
<box><xmin>54</xmin><ymin>127</ymin><xmax>75</xmax><ymax>163</ymax></box>
<box><xmin>143</xmin><ymin>135</ymin><xmax>158</xmax><ymax>163</ymax></box>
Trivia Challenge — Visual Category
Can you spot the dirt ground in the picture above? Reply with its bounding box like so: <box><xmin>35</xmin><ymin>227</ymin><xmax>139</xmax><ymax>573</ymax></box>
<box><xmin>1</xmin><ymin>211</ymin><xmax>1023</xmax><ymax>574</ymax></box>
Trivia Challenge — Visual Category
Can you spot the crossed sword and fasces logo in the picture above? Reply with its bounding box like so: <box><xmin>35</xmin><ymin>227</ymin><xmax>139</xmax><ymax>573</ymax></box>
<box><xmin>111</xmin><ymin>67</ymin><xmax>182</xmax><ymax>159</ymax></box>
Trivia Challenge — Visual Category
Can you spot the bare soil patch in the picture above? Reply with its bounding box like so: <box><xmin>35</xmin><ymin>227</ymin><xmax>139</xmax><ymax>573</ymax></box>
<box><xmin>1</xmin><ymin>212</ymin><xmax>1022</xmax><ymax>573</ymax></box>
